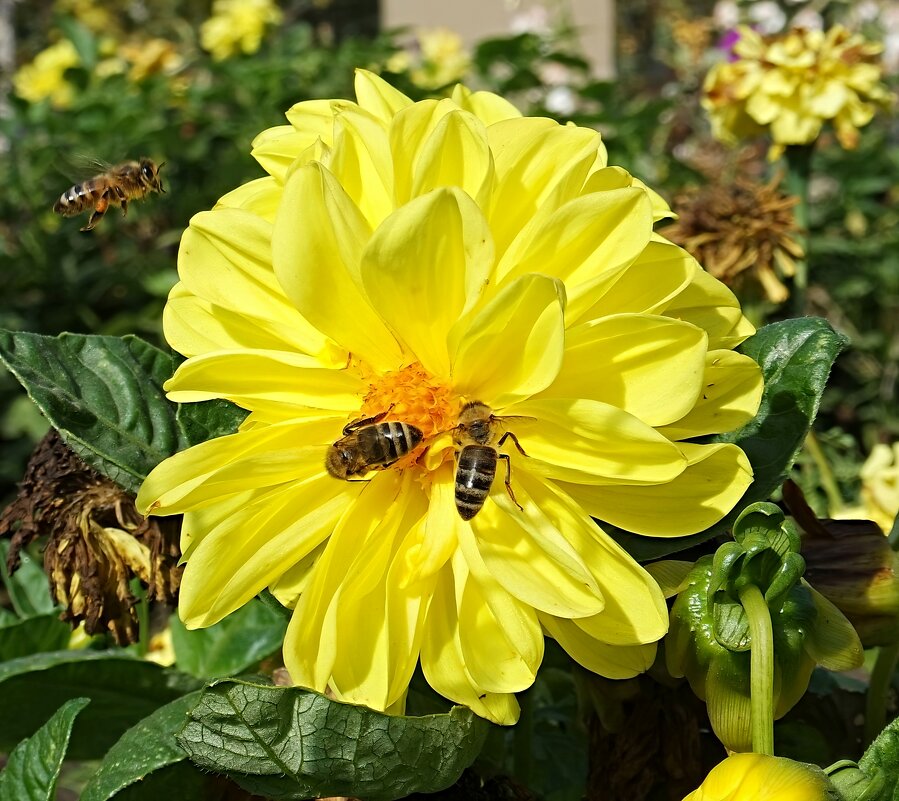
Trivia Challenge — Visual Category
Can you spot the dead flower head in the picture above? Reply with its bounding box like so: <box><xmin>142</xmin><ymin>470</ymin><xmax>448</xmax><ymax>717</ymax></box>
<box><xmin>0</xmin><ymin>430</ymin><xmax>181</xmax><ymax>644</ymax></box>
<box><xmin>662</xmin><ymin>175</ymin><xmax>804</xmax><ymax>304</ymax></box>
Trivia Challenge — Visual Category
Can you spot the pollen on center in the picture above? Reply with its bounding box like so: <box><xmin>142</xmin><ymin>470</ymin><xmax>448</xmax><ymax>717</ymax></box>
<box><xmin>360</xmin><ymin>362</ymin><xmax>461</xmax><ymax>442</ymax></box>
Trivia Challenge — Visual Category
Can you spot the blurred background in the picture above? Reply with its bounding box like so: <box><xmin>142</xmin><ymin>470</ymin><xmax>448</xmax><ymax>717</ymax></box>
<box><xmin>1</xmin><ymin>0</ymin><xmax>897</xmax><ymax>522</ymax></box>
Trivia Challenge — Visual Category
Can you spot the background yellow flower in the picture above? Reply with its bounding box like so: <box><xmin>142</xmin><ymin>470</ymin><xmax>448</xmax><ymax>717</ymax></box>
<box><xmin>703</xmin><ymin>25</ymin><xmax>894</xmax><ymax>155</ymax></box>
<box><xmin>200</xmin><ymin>0</ymin><xmax>283</xmax><ymax>62</ymax></box>
<box><xmin>13</xmin><ymin>40</ymin><xmax>81</xmax><ymax>108</ymax></box>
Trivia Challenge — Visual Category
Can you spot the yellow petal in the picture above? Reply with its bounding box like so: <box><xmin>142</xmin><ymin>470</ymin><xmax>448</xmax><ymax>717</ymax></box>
<box><xmin>540</xmin><ymin>314</ymin><xmax>708</xmax><ymax>427</ymax></box>
<box><xmin>272</xmin><ymin>162</ymin><xmax>404</xmax><ymax>370</ymax></box>
<box><xmin>451</xmin><ymin>274</ymin><xmax>565</xmax><ymax>407</ymax></box>
<box><xmin>361</xmin><ymin>187</ymin><xmax>493</xmax><ymax>379</ymax></box>
<box><xmin>657</xmin><ymin>350</ymin><xmax>763</xmax><ymax>440</ymax></box>
<box><xmin>214</xmin><ymin>176</ymin><xmax>282</xmax><ymax>222</ymax></box>
<box><xmin>411</xmin><ymin>109</ymin><xmax>494</xmax><ymax>207</ymax></box>
<box><xmin>497</xmin><ymin>187</ymin><xmax>653</xmax><ymax>320</ymax></box>
<box><xmin>163</xmin><ymin>286</ymin><xmax>344</xmax><ymax>367</ymax></box>
<box><xmin>283</xmin><ymin>98</ymin><xmax>343</xmax><ymax>141</ymax></box>
<box><xmin>389</xmin><ymin>97</ymin><xmax>458</xmax><ymax>206</ymax></box>
<box><xmin>401</xmin><ymin>463</ymin><xmax>460</xmax><ymax>584</ymax></box>
<box><xmin>178</xmin><ymin>210</ymin><xmax>333</xmax><ymax>360</ymax></box>
<box><xmin>559</xmin><ymin>442</ymin><xmax>753</xmax><ymax>536</ymax></box>
<box><xmin>267</xmin><ymin>539</ymin><xmax>326</xmax><ymax>608</ymax></box>
<box><xmin>329</xmin><ymin>106</ymin><xmax>394</xmax><ymax>229</ymax></box>
<box><xmin>420</xmin><ymin>566</ymin><xmax>521</xmax><ymax>725</ymax></box>
<box><xmin>354</xmin><ymin>68</ymin><xmax>413</xmax><ymax>123</ymax></box>
<box><xmin>164</xmin><ymin>349</ymin><xmax>365</xmax><ymax>415</ymax></box>
<box><xmin>462</xmin><ymin>491</ymin><xmax>604</xmax><ymax>618</ymax></box>
<box><xmin>454</xmin><ymin>549</ymin><xmax>544</xmax><ymax>693</ymax></box>
<box><xmin>451</xmin><ymin>83</ymin><xmax>522</xmax><ymax>124</ymax></box>
<box><xmin>486</xmin><ymin>118</ymin><xmax>601</xmax><ymax>259</ymax></box>
<box><xmin>331</xmin><ymin>483</ymin><xmax>432</xmax><ymax>709</ymax></box>
<box><xmin>502</xmin><ymin>398</ymin><xmax>687</xmax><ymax>486</ymax></box>
<box><xmin>178</xmin><ymin>477</ymin><xmax>351</xmax><ymax>627</ymax></box>
<box><xmin>574</xmin><ymin>240</ymin><xmax>694</xmax><ymax>322</ymax></box>
<box><xmin>284</xmin><ymin>470</ymin><xmax>407</xmax><ymax>696</ymax></box>
<box><xmin>662</xmin><ymin>261</ymin><xmax>756</xmax><ymax>349</ymax></box>
<box><xmin>137</xmin><ymin>416</ymin><xmax>342</xmax><ymax>515</ymax></box>
<box><xmin>540</xmin><ymin>615</ymin><xmax>657</xmax><ymax>678</ymax></box>
<box><xmin>501</xmin><ymin>473</ymin><xmax>668</xmax><ymax>644</ymax></box>
<box><xmin>250</xmin><ymin>124</ymin><xmax>321</xmax><ymax>182</ymax></box>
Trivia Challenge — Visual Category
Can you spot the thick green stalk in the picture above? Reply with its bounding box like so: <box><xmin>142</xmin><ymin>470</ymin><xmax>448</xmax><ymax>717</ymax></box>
<box><xmin>864</xmin><ymin>642</ymin><xmax>899</xmax><ymax>746</ymax></box>
<box><xmin>738</xmin><ymin>583</ymin><xmax>775</xmax><ymax>755</ymax></box>
<box><xmin>783</xmin><ymin>144</ymin><xmax>814</xmax><ymax>316</ymax></box>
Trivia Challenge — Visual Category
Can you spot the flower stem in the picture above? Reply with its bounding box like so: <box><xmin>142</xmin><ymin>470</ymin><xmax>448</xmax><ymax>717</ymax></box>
<box><xmin>864</xmin><ymin>642</ymin><xmax>899</xmax><ymax>746</ymax></box>
<box><xmin>804</xmin><ymin>430</ymin><xmax>845</xmax><ymax>515</ymax></box>
<box><xmin>783</xmin><ymin>144</ymin><xmax>814</xmax><ymax>316</ymax></box>
<box><xmin>738</xmin><ymin>583</ymin><xmax>775</xmax><ymax>755</ymax></box>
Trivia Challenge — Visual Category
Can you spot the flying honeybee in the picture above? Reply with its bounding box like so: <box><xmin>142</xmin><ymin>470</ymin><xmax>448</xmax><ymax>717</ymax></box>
<box><xmin>53</xmin><ymin>158</ymin><xmax>165</xmax><ymax>231</ymax></box>
<box><xmin>452</xmin><ymin>401</ymin><xmax>529</xmax><ymax>520</ymax></box>
<box><xmin>325</xmin><ymin>411</ymin><xmax>424</xmax><ymax>480</ymax></box>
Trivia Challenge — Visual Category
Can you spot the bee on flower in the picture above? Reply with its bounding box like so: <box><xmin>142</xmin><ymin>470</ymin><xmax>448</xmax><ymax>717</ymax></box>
<box><xmin>137</xmin><ymin>70</ymin><xmax>763</xmax><ymax>725</ymax></box>
<box><xmin>703</xmin><ymin>25</ymin><xmax>895</xmax><ymax>158</ymax></box>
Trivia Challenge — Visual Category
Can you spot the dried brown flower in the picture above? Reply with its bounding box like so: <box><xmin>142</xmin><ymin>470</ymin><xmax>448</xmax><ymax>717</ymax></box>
<box><xmin>662</xmin><ymin>175</ymin><xmax>804</xmax><ymax>304</ymax></box>
<box><xmin>0</xmin><ymin>430</ymin><xmax>181</xmax><ymax>644</ymax></box>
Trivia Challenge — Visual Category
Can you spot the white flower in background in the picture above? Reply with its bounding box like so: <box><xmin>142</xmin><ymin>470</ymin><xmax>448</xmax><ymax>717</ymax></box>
<box><xmin>713</xmin><ymin>0</ymin><xmax>740</xmax><ymax>29</ymax></box>
<box><xmin>851</xmin><ymin>1</ymin><xmax>882</xmax><ymax>24</ymax></box>
<box><xmin>748</xmin><ymin>1</ymin><xmax>787</xmax><ymax>34</ymax></box>
<box><xmin>884</xmin><ymin>6</ymin><xmax>899</xmax><ymax>73</ymax></box>
<box><xmin>545</xmin><ymin>85</ymin><xmax>577</xmax><ymax>115</ymax></box>
<box><xmin>509</xmin><ymin>5</ymin><xmax>551</xmax><ymax>35</ymax></box>
<box><xmin>790</xmin><ymin>8</ymin><xmax>823</xmax><ymax>31</ymax></box>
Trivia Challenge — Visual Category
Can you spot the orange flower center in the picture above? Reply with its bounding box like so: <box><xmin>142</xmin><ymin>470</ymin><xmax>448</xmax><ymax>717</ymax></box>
<box><xmin>359</xmin><ymin>362</ymin><xmax>461</xmax><ymax>443</ymax></box>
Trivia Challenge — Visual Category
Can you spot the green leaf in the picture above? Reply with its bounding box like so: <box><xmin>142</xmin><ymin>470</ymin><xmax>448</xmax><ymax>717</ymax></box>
<box><xmin>79</xmin><ymin>693</ymin><xmax>201</xmax><ymax>801</ymax></box>
<box><xmin>611</xmin><ymin>318</ymin><xmax>848</xmax><ymax>561</ymax></box>
<box><xmin>0</xmin><ymin>697</ymin><xmax>89</xmax><ymax>801</ymax></box>
<box><xmin>170</xmin><ymin>599</ymin><xmax>287</xmax><ymax>679</ymax></box>
<box><xmin>0</xmin><ymin>331</ymin><xmax>248</xmax><ymax>493</ymax></box>
<box><xmin>0</xmin><ymin>540</ymin><xmax>57</xmax><ymax>618</ymax></box>
<box><xmin>0</xmin><ymin>330</ymin><xmax>179</xmax><ymax>493</ymax></box>
<box><xmin>0</xmin><ymin>650</ymin><xmax>201</xmax><ymax>759</ymax></box>
<box><xmin>0</xmin><ymin>614</ymin><xmax>71</xmax><ymax>661</ymax></box>
<box><xmin>178</xmin><ymin>679</ymin><xmax>491</xmax><ymax>801</ymax></box>
<box><xmin>176</xmin><ymin>397</ymin><xmax>248</xmax><ymax>447</ymax></box>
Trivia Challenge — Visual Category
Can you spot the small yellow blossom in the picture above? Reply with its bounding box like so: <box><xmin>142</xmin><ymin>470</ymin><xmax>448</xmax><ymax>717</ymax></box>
<box><xmin>703</xmin><ymin>25</ymin><xmax>894</xmax><ymax>157</ymax></box>
<box><xmin>13</xmin><ymin>40</ymin><xmax>80</xmax><ymax>108</ymax></box>
<box><xmin>856</xmin><ymin>443</ymin><xmax>899</xmax><ymax>534</ymax></box>
<box><xmin>200</xmin><ymin>0</ymin><xmax>282</xmax><ymax>62</ymax></box>
<box><xmin>411</xmin><ymin>28</ymin><xmax>472</xmax><ymax>89</ymax></box>
<box><xmin>138</xmin><ymin>71</ymin><xmax>762</xmax><ymax>725</ymax></box>
<box><xmin>683</xmin><ymin>753</ymin><xmax>836</xmax><ymax>801</ymax></box>
<box><xmin>118</xmin><ymin>38</ymin><xmax>183</xmax><ymax>81</ymax></box>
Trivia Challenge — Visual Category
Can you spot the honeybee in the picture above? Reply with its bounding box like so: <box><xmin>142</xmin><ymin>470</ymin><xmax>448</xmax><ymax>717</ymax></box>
<box><xmin>452</xmin><ymin>401</ymin><xmax>529</xmax><ymax>520</ymax></box>
<box><xmin>53</xmin><ymin>158</ymin><xmax>165</xmax><ymax>231</ymax></box>
<box><xmin>325</xmin><ymin>411</ymin><xmax>424</xmax><ymax>480</ymax></box>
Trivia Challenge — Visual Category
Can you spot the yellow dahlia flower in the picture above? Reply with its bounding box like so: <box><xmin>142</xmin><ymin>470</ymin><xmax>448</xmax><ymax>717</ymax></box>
<box><xmin>858</xmin><ymin>443</ymin><xmax>899</xmax><ymax>534</ymax></box>
<box><xmin>137</xmin><ymin>71</ymin><xmax>763</xmax><ymax>724</ymax></box>
<box><xmin>13</xmin><ymin>40</ymin><xmax>80</xmax><ymax>108</ymax></box>
<box><xmin>200</xmin><ymin>0</ymin><xmax>282</xmax><ymax>62</ymax></box>
<box><xmin>703</xmin><ymin>25</ymin><xmax>894</xmax><ymax>156</ymax></box>
<box><xmin>683</xmin><ymin>754</ymin><xmax>836</xmax><ymax>801</ymax></box>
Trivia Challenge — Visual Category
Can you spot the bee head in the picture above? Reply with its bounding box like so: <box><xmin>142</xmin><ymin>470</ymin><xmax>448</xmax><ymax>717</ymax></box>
<box><xmin>325</xmin><ymin>443</ymin><xmax>356</xmax><ymax>479</ymax></box>
<box><xmin>139</xmin><ymin>158</ymin><xmax>165</xmax><ymax>193</ymax></box>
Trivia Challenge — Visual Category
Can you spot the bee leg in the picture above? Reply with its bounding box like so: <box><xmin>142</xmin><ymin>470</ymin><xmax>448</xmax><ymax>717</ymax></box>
<box><xmin>81</xmin><ymin>192</ymin><xmax>110</xmax><ymax>231</ymax></box>
<box><xmin>342</xmin><ymin>404</ymin><xmax>395</xmax><ymax>435</ymax></box>
<box><xmin>115</xmin><ymin>185</ymin><xmax>128</xmax><ymax>216</ymax></box>
<box><xmin>498</xmin><ymin>453</ymin><xmax>523</xmax><ymax>511</ymax></box>
<box><xmin>497</xmin><ymin>431</ymin><xmax>528</xmax><ymax>457</ymax></box>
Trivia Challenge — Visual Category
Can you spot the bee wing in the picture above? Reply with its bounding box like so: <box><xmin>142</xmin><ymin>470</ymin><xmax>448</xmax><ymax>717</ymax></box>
<box><xmin>58</xmin><ymin>154</ymin><xmax>115</xmax><ymax>183</ymax></box>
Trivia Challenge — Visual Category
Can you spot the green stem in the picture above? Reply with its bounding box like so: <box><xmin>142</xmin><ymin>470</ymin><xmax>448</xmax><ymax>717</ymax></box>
<box><xmin>738</xmin><ymin>583</ymin><xmax>775</xmax><ymax>755</ymax></box>
<box><xmin>804</xmin><ymin>430</ymin><xmax>845</xmax><ymax>515</ymax></box>
<box><xmin>864</xmin><ymin>642</ymin><xmax>899</xmax><ymax>746</ymax></box>
<box><xmin>783</xmin><ymin>144</ymin><xmax>814</xmax><ymax>316</ymax></box>
<box><xmin>131</xmin><ymin>578</ymin><xmax>149</xmax><ymax>658</ymax></box>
